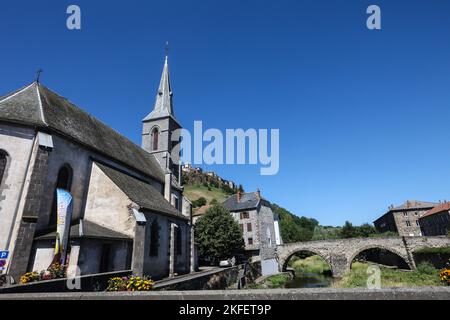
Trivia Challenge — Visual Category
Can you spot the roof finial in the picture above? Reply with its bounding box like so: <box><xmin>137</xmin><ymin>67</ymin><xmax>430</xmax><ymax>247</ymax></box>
<box><xmin>36</xmin><ymin>69</ymin><xmax>43</xmax><ymax>83</ymax></box>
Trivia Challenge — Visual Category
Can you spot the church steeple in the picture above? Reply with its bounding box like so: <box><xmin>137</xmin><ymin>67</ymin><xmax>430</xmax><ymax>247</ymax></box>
<box><xmin>143</xmin><ymin>56</ymin><xmax>175</xmax><ymax>121</ymax></box>
<box><xmin>142</xmin><ymin>53</ymin><xmax>182</xmax><ymax>175</ymax></box>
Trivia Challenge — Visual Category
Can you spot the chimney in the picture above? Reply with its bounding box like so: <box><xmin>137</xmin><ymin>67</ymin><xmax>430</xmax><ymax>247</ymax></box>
<box><xmin>256</xmin><ymin>188</ymin><xmax>261</xmax><ymax>200</ymax></box>
<box><xmin>237</xmin><ymin>190</ymin><xmax>241</xmax><ymax>203</ymax></box>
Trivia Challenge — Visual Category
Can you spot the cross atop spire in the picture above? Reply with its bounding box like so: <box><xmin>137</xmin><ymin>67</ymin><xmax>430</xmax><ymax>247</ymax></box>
<box><xmin>36</xmin><ymin>69</ymin><xmax>43</xmax><ymax>83</ymax></box>
<box><xmin>165</xmin><ymin>41</ymin><xmax>170</xmax><ymax>57</ymax></box>
<box><xmin>143</xmin><ymin>53</ymin><xmax>176</xmax><ymax>121</ymax></box>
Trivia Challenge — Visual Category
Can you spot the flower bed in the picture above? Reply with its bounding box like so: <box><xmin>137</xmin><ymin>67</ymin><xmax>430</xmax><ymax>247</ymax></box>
<box><xmin>106</xmin><ymin>276</ymin><xmax>154</xmax><ymax>292</ymax></box>
<box><xmin>20</xmin><ymin>263</ymin><xmax>67</xmax><ymax>284</ymax></box>
<box><xmin>440</xmin><ymin>268</ymin><xmax>450</xmax><ymax>286</ymax></box>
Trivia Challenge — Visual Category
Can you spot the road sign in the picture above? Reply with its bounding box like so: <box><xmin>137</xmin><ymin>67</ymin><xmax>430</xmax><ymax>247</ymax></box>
<box><xmin>0</xmin><ymin>251</ymin><xmax>8</xmax><ymax>259</ymax></box>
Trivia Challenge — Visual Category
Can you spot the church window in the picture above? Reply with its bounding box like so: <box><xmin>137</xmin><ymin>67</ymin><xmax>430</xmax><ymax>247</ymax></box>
<box><xmin>150</xmin><ymin>220</ymin><xmax>159</xmax><ymax>257</ymax></box>
<box><xmin>151</xmin><ymin>127</ymin><xmax>159</xmax><ymax>151</ymax></box>
<box><xmin>176</xmin><ymin>227</ymin><xmax>182</xmax><ymax>255</ymax></box>
<box><xmin>0</xmin><ymin>150</ymin><xmax>8</xmax><ymax>187</ymax></box>
<box><xmin>49</xmin><ymin>165</ymin><xmax>73</xmax><ymax>226</ymax></box>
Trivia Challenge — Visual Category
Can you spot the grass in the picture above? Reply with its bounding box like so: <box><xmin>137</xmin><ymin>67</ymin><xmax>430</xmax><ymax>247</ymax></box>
<box><xmin>414</xmin><ymin>247</ymin><xmax>450</xmax><ymax>255</ymax></box>
<box><xmin>291</xmin><ymin>255</ymin><xmax>331</xmax><ymax>274</ymax></box>
<box><xmin>266</xmin><ymin>274</ymin><xmax>291</xmax><ymax>288</ymax></box>
<box><xmin>335</xmin><ymin>262</ymin><xmax>443</xmax><ymax>288</ymax></box>
<box><xmin>184</xmin><ymin>184</ymin><xmax>229</xmax><ymax>207</ymax></box>
<box><xmin>246</xmin><ymin>274</ymin><xmax>292</xmax><ymax>289</ymax></box>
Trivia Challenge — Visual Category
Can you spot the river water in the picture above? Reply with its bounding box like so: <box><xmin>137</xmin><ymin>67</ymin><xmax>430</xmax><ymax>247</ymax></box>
<box><xmin>285</xmin><ymin>272</ymin><xmax>334</xmax><ymax>288</ymax></box>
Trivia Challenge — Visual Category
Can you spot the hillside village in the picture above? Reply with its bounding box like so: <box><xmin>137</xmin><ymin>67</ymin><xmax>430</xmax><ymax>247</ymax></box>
<box><xmin>182</xmin><ymin>164</ymin><xmax>450</xmax><ymax>243</ymax></box>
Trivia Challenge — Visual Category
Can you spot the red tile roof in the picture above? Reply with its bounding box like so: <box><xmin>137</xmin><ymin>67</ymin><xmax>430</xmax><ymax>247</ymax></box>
<box><xmin>422</xmin><ymin>202</ymin><xmax>450</xmax><ymax>218</ymax></box>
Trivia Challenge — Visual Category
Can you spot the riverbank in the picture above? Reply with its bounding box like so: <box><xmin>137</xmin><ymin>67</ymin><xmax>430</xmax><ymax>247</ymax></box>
<box><xmin>334</xmin><ymin>262</ymin><xmax>443</xmax><ymax>288</ymax></box>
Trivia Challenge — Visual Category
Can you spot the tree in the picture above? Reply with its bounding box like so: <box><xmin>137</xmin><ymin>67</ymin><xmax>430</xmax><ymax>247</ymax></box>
<box><xmin>272</xmin><ymin>204</ymin><xmax>316</xmax><ymax>243</ymax></box>
<box><xmin>312</xmin><ymin>226</ymin><xmax>342</xmax><ymax>240</ymax></box>
<box><xmin>210</xmin><ymin>198</ymin><xmax>218</xmax><ymax>205</ymax></box>
<box><xmin>195</xmin><ymin>204</ymin><xmax>244</xmax><ymax>261</ymax></box>
<box><xmin>357</xmin><ymin>223</ymin><xmax>377</xmax><ymax>237</ymax></box>
<box><xmin>192</xmin><ymin>197</ymin><xmax>207</xmax><ymax>208</ymax></box>
<box><xmin>238</xmin><ymin>184</ymin><xmax>244</xmax><ymax>193</ymax></box>
<box><xmin>341</xmin><ymin>221</ymin><xmax>358</xmax><ymax>239</ymax></box>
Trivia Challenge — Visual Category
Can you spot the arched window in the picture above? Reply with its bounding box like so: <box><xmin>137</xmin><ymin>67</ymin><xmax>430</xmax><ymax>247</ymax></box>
<box><xmin>0</xmin><ymin>151</ymin><xmax>8</xmax><ymax>187</ymax></box>
<box><xmin>149</xmin><ymin>220</ymin><xmax>159</xmax><ymax>257</ymax></box>
<box><xmin>175</xmin><ymin>227</ymin><xmax>182</xmax><ymax>256</ymax></box>
<box><xmin>151</xmin><ymin>127</ymin><xmax>159</xmax><ymax>151</ymax></box>
<box><xmin>49</xmin><ymin>165</ymin><xmax>73</xmax><ymax>226</ymax></box>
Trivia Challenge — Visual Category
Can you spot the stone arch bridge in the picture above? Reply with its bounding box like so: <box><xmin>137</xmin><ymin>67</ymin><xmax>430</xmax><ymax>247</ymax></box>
<box><xmin>277</xmin><ymin>236</ymin><xmax>450</xmax><ymax>278</ymax></box>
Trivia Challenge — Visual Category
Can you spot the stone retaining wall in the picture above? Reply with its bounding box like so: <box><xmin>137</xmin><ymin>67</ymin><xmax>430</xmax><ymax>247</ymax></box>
<box><xmin>1</xmin><ymin>287</ymin><xmax>449</xmax><ymax>300</ymax></box>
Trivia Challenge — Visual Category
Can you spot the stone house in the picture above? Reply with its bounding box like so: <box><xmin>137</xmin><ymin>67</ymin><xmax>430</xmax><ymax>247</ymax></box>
<box><xmin>373</xmin><ymin>200</ymin><xmax>438</xmax><ymax>237</ymax></box>
<box><xmin>222</xmin><ymin>190</ymin><xmax>282</xmax><ymax>276</ymax></box>
<box><xmin>0</xmin><ymin>56</ymin><xmax>194</xmax><ymax>281</ymax></box>
<box><xmin>419</xmin><ymin>202</ymin><xmax>450</xmax><ymax>236</ymax></box>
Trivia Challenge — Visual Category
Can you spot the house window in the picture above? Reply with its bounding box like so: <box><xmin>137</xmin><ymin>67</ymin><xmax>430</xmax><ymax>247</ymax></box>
<box><xmin>150</xmin><ymin>220</ymin><xmax>159</xmax><ymax>257</ymax></box>
<box><xmin>267</xmin><ymin>227</ymin><xmax>272</xmax><ymax>247</ymax></box>
<box><xmin>406</xmin><ymin>221</ymin><xmax>411</xmax><ymax>227</ymax></box>
<box><xmin>247</xmin><ymin>223</ymin><xmax>252</xmax><ymax>232</ymax></box>
<box><xmin>248</xmin><ymin>238</ymin><xmax>253</xmax><ymax>245</ymax></box>
<box><xmin>151</xmin><ymin>128</ymin><xmax>159</xmax><ymax>151</ymax></box>
<box><xmin>240</xmin><ymin>212</ymin><xmax>249</xmax><ymax>219</ymax></box>
<box><xmin>49</xmin><ymin>165</ymin><xmax>73</xmax><ymax>226</ymax></box>
<box><xmin>176</xmin><ymin>227</ymin><xmax>182</xmax><ymax>256</ymax></box>
<box><xmin>172</xmin><ymin>194</ymin><xmax>180</xmax><ymax>210</ymax></box>
<box><xmin>403</xmin><ymin>212</ymin><xmax>408</xmax><ymax>217</ymax></box>
<box><xmin>0</xmin><ymin>151</ymin><xmax>8</xmax><ymax>187</ymax></box>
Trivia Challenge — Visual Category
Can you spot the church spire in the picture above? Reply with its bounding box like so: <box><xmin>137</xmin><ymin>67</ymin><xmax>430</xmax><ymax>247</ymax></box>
<box><xmin>143</xmin><ymin>55</ymin><xmax>175</xmax><ymax>121</ymax></box>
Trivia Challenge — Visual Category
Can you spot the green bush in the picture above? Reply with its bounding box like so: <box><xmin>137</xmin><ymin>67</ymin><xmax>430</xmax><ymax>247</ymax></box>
<box><xmin>416</xmin><ymin>261</ymin><xmax>436</xmax><ymax>275</ymax></box>
<box><xmin>415</xmin><ymin>247</ymin><xmax>450</xmax><ymax>255</ymax></box>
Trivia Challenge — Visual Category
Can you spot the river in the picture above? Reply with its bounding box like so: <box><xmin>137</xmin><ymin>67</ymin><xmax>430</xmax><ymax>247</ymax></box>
<box><xmin>285</xmin><ymin>272</ymin><xmax>334</xmax><ymax>288</ymax></box>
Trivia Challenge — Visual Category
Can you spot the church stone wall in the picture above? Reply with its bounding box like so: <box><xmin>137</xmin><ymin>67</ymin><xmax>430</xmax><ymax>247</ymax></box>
<box><xmin>84</xmin><ymin>163</ymin><xmax>135</xmax><ymax>237</ymax></box>
<box><xmin>37</xmin><ymin>134</ymin><xmax>92</xmax><ymax>229</ymax></box>
<box><xmin>141</xmin><ymin>213</ymin><xmax>190</xmax><ymax>280</ymax></box>
<box><xmin>0</xmin><ymin>124</ymin><xmax>36</xmax><ymax>252</ymax></box>
<box><xmin>77</xmin><ymin>239</ymin><xmax>131</xmax><ymax>275</ymax></box>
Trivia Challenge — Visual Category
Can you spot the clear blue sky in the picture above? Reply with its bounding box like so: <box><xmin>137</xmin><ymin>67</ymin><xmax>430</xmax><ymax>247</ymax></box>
<box><xmin>2</xmin><ymin>0</ymin><xmax>450</xmax><ymax>226</ymax></box>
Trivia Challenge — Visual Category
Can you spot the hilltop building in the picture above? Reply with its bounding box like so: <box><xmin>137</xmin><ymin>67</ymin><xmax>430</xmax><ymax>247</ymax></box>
<box><xmin>222</xmin><ymin>189</ymin><xmax>282</xmax><ymax>276</ymax></box>
<box><xmin>419</xmin><ymin>202</ymin><xmax>450</xmax><ymax>236</ymax></box>
<box><xmin>0</xmin><ymin>56</ymin><xmax>194</xmax><ymax>281</ymax></box>
<box><xmin>373</xmin><ymin>200</ymin><xmax>438</xmax><ymax>237</ymax></box>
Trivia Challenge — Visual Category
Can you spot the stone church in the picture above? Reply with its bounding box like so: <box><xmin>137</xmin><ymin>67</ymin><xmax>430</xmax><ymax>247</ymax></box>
<box><xmin>0</xmin><ymin>56</ymin><xmax>194</xmax><ymax>281</ymax></box>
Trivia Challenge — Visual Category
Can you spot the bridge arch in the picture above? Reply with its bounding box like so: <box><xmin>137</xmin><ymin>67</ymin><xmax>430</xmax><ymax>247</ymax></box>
<box><xmin>347</xmin><ymin>245</ymin><xmax>412</xmax><ymax>271</ymax></box>
<box><xmin>280</xmin><ymin>249</ymin><xmax>334</xmax><ymax>276</ymax></box>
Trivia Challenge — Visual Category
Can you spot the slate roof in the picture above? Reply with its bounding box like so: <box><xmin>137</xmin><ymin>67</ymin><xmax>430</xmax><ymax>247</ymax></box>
<box><xmin>421</xmin><ymin>202</ymin><xmax>450</xmax><ymax>219</ymax></box>
<box><xmin>34</xmin><ymin>220</ymin><xmax>132</xmax><ymax>241</ymax></box>
<box><xmin>222</xmin><ymin>192</ymin><xmax>265</xmax><ymax>212</ymax></box>
<box><xmin>96</xmin><ymin>162</ymin><xmax>187</xmax><ymax>220</ymax></box>
<box><xmin>0</xmin><ymin>82</ymin><xmax>164</xmax><ymax>183</ymax></box>
<box><xmin>143</xmin><ymin>56</ymin><xmax>179</xmax><ymax>124</ymax></box>
<box><xmin>391</xmin><ymin>200</ymin><xmax>438</xmax><ymax>211</ymax></box>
